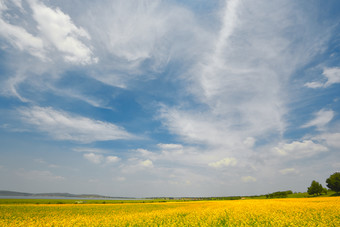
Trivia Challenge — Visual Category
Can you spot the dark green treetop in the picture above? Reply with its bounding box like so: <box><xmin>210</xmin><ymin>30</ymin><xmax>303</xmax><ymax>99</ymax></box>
<box><xmin>326</xmin><ymin>172</ymin><xmax>340</xmax><ymax>193</ymax></box>
<box><xmin>307</xmin><ymin>180</ymin><xmax>323</xmax><ymax>196</ymax></box>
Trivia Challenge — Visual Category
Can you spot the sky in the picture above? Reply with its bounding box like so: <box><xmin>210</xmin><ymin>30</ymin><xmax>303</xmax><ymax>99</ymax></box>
<box><xmin>0</xmin><ymin>0</ymin><xmax>339</xmax><ymax>197</ymax></box>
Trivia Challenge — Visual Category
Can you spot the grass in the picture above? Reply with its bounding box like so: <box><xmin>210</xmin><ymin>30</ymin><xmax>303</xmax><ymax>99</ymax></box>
<box><xmin>0</xmin><ymin>191</ymin><xmax>337</xmax><ymax>205</ymax></box>
<box><xmin>0</xmin><ymin>198</ymin><xmax>192</xmax><ymax>205</ymax></box>
<box><xmin>287</xmin><ymin>191</ymin><xmax>338</xmax><ymax>198</ymax></box>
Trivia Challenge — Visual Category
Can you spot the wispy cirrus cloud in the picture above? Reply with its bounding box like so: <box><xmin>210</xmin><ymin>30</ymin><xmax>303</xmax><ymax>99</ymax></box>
<box><xmin>29</xmin><ymin>0</ymin><xmax>97</xmax><ymax>65</ymax></box>
<box><xmin>0</xmin><ymin>0</ymin><xmax>97</xmax><ymax>64</ymax></box>
<box><xmin>159</xmin><ymin>0</ymin><xmax>331</xmax><ymax>164</ymax></box>
<box><xmin>302</xmin><ymin>109</ymin><xmax>334</xmax><ymax>130</ymax></box>
<box><xmin>0</xmin><ymin>0</ymin><xmax>99</xmax><ymax>104</ymax></box>
<box><xmin>0</xmin><ymin>19</ymin><xmax>45</xmax><ymax>59</ymax></box>
<box><xmin>19</xmin><ymin>106</ymin><xmax>135</xmax><ymax>143</ymax></box>
<box><xmin>305</xmin><ymin>67</ymin><xmax>340</xmax><ymax>88</ymax></box>
<box><xmin>77</xmin><ymin>0</ymin><xmax>210</xmax><ymax>86</ymax></box>
<box><xmin>0</xmin><ymin>1</ymin><xmax>45</xmax><ymax>59</ymax></box>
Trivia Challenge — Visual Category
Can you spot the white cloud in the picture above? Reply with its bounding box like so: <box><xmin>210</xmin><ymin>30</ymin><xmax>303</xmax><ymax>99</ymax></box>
<box><xmin>314</xmin><ymin>133</ymin><xmax>340</xmax><ymax>149</ymax></box>
<box><xmin>28</xmin><ymin>0</ymin><xmax>97</xmax><ymax>65</ymax></box>
<box><xmin>304</xmin><ymin>67</ymin><xmax>340</xmax><ymax>88</ymax></box>
<box><xmin>0</xmin><ymin>13</ymin><xmax>45</xmax><ymax>59</ymax></box>
<box><xmin>77</xmin><ymin>0</ymin><xmax>209</xmax><ymax>87</ymax></box>
<box><xmin>302</xmin><ymin>109</ymin><xmax>334</xmax><ymax>130</ymax></box>
<box><xmin>83</xmin><ymin>153</ymin><xmax>103</xmax><ymax>164</ymax></box>
<box><xmin>158</xmin><ymin>143</ymin><xmax>183</xmax><ymax>151</ymax></box>
<box><xmin>83</xmin><ymin>0</ymin><xmax>194</xmax><ymax>63</ymax></box>
<box><xmin>73</xmin><ymin>147</ymin><xmax>108</xmax><ymax>153</ymax></box>
<box><xmin>46</xmin><ymin>86</ymin><xmax>112</xmax><ymax>110</ymax></box>
<box><xmin>83</xmin><ymin>153</ymin><xmax>120</xmax><ymax>165</ymax></box>
<box><xmin>332</xmin><ymin>162</ymin><xmax>340</xmax><ymax>169</ymax></box>
<box><xmin>158</xmin><ymin>143</ymin><xmax>184</xmax><ymax>156</ymax></box>
<box><xmin>34</xmin><ymin>158</ymin><xmax>60</xmax><ymax>168</ymax></box>
<box><xmin>88</xmin><ymin>179</ymin><xmax>99</xmax><ymax>183</ymax></box>
<box><xmin>159</xmin><ymin>0</ymin><xmax>327</xmax><ymax>153</ymax></box>
<box><xmin>304</xmin><ymin>81</ymin><xmax>324</xmax><ymax>89</ymax></box>
<box><xmin>35</xmin><ymin>158</ymin><xmax>46</xmax><ymax>164</ymax></box>
<box><xmin>140</xmin><ymin>159</ymin><xmax>153</xmax><ymax>168</ymax></box>
<box><xmin>242</xmin><ymin>176</ymin><xmax>256</xmax><ymax>183</ymax></box>
<box><xmin>120</xmin><ymin>158</ymin><xmax>155</xmax><ymax>174</ymax></box>
<box><xmin>243</xmin><ymin>137</ymin><xmax>256</xmax><ymax>148</ymax></box>
<box><xmin>135</xmin><ymin>145</ymin><xmax>220</xmax><ymax>170</ymax></box>
<box><xmin>19</xmin><ymin>106</ymin><xmax>134</xmax><ymax>143</ymax></box>
<box><xmin>106</xmin><ymin>156</ymin><xmax>120</xmax><ymax>164</ymax></box>
<box><xmin>279</xmin><ymin>168</ymin><xmax>298</xmax><ymax>175</ymax></box>
<box><xmin>11</xmin><ymin>0</ymin><xmax>23</xmax><ymax>10</ymax></box>
<box><xmin>0</xmin><ymin>0</ymin><xmax>97</xmax><ymax>64</ymax></box>
<box><xmin>159</xmin><ymin>107</ymin><xmax>240</xmax><ymax>147</ymax></box>
<box><xmin>324</xmin><ymin>67</ymin><xmax>340</xmax><ymax>86</ymax></box>
<box><xmin>274</xmin><ymin>140</ymin><xmax>328</xmax><ymax>158</ymax></box>
<box><xmin>136</xmin><ymin>148</ymin><xmax>154</xmax><ymax>157</ymax></box>
<box><xmin>16</xmin><ymin>169</ymin><xmax>65</xmax><ymax>181</ymax></box>
<box><xmin>209</xmin><ymin>157</ymin><xmax>237</xmax><ymax>168</ymax></box>
<box><xmin>213</xmin><ymin>0</ymin><xmax>240</xmax><ymax>59</ymax></box>
<box><xmin>0</xmin><ymin>0</ymin><xmax>7</xmax><ymax>11</ymax></box>
<box><xmin>117</xmin><ymin>177</ymin><xmax>126</xmax><ymax>182</ymax></box>
<box><xmin>96</xmin><ymin>1</ymin><xmax>164</xmax><ymax>62</ymax></box>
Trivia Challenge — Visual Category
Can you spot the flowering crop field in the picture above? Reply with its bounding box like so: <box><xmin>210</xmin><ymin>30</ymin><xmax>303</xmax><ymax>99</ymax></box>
<box><xmin>0</xmin><ymin>197</ymin><xmax>339</xmax><ymax>226</ymax></box>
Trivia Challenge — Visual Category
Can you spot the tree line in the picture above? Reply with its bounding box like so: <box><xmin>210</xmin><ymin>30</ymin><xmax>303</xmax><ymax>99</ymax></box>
<box><xmin>307</xmin><ymin>172</ymin><xmax>340</xmax><ymax>196</ymax></box>
<box><xmin>266</xmin><ymin>190</ymin><xmax>293</xmax><ymax>199</ymax></box>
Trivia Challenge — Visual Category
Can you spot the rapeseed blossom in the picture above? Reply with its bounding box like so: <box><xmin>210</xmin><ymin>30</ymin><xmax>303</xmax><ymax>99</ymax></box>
<box><xmin>0</xmin><ymin>197</ymin><xmax>339</xmax><ymax>226</ymax></box>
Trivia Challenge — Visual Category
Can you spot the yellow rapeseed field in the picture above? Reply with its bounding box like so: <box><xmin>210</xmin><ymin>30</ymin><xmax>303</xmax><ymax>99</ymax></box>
<box><xmin>0</xmin><ymin>197</ymin><xmax>339</xmax><ymax>226</ymax></box>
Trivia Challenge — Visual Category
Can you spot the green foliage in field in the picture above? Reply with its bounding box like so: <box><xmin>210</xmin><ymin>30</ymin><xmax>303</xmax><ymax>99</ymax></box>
<box><xmin>266</xmin><ymin>190</ymin><xmax>293</xmax><ymax>199</ymax></box>
<box><xmin>0</xmin><ymin>198</ymin><xmax>198</xmax><ymax>205</ymax></box>
<box><xmin>326</xmin><ymin>172</ymin><xmax>340</xmax><ymax>193</ymax></box>
<box><xmin>308</xmin><ymin>180</ymin><xmax>323</xmax><ymax>196</ymax></box>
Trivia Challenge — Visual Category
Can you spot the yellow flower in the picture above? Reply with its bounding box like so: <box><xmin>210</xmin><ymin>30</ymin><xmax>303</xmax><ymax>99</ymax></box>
<box><xmin>0</xmin><ymin>197</ymin><xmax>339</xmax><ymax>226</ymax></box>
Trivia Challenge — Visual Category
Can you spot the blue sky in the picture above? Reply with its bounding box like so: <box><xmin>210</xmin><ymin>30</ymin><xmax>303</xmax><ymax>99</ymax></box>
<box><xmin>0</xmin><ymin>0</ymin><xmax>339</xmax><ymax>197</ymax></box>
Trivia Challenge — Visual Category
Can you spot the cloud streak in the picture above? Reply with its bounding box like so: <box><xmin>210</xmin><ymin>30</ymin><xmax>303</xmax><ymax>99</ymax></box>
<box><xmin>0</xmin><ymin>2</ymin><xmax>45</xmax><ymax>59</ymax></box>
<box><xmin>305</xmin><ymin>67</ymin><xmax>340</xmax><ymax>88</ymax></box>
<box><xmin>19</xmin><ymin>106</ymin><xmax>135</xmax><ymax>143</ymax></box>
<box><xmin>29</xmin><ymin>0</ymin><xmax>97</xmax><ymax>64</ymax></box>
<box><xmin>159</xmin><ymin>0</ymin><xmax>331</xmax><ymax>160</ymax></box>
<box><xmin>302</xmin><ymin>109</ymin><xmax>334</xmax><ymax>130</ymax></box>
<box><xmin>0</xmin><ymin>0</ymin><xmax>97</xmax><ymax>64</ymax></box>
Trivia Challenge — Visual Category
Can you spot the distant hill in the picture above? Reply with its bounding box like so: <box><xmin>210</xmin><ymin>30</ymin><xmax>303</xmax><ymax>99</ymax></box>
<box><xmin>0</xmin><ymin>190</ymin><xmax>33</xmax><ymax>196</ymax></box>
<box><xmin>0</xmin><ymin>190</ymin><xmax>113</xmax><ymax>198</ymax></box>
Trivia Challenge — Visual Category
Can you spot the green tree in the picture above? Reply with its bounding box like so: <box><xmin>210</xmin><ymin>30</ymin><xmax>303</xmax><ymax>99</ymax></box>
<box><xmin>326</xmin><ymin>172</ymin><xmax>340</xmax><ymax>193</ymax></box>
<box><xmin>322</xmin><ymin>188</ymin><xmax>328</xmax><ymax>195</ymax></box>
<box><xmin>307</xmin><ymin>180</ymin><xmax>323</xmax><ymax>196</ymax></box>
